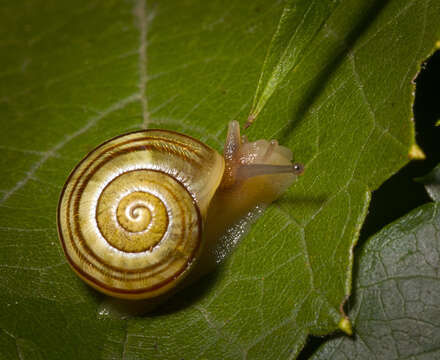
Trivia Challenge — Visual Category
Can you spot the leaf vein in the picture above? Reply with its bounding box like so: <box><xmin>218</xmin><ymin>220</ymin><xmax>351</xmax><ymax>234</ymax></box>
<box><xmin>0</xmin><ymin>93</ymin><xmax>139</xmax><ymax>205</ymax></box>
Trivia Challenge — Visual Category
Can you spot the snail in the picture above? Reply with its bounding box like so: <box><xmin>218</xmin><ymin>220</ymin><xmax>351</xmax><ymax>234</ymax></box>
<box><xmin>57</xmin><ymin>121</ymin><xmax>304</xmax><ymax>302</ymax></box>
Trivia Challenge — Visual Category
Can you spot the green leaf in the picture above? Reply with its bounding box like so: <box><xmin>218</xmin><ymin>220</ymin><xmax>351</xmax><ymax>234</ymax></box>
<box><xmin>0</xmin><ymin>0</ymin><xmax>439</xmax><ymax>359</ymax></box>
<box><xmin>248</xmin><ymin>0</ymin><xmax>341</xmax><ymax>125</ymax></box>
<box><xmin>311</xmin><ymin>199</ymin><xmax>440</xmax><ymax>359</ymax></box>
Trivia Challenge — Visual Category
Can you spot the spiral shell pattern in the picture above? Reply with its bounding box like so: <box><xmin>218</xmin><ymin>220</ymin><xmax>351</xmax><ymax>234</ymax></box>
<box><xmin>57</xmin><ymin>130</ymin><xmax>224</xmax><ymax>299</ymax></box>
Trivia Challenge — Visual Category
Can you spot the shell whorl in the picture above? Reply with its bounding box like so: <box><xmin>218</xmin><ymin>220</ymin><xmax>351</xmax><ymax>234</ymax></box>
<box><xmin>57</xmin><ymin>130</ymin><xmax>224</xmax><ymax>299</ymax></box>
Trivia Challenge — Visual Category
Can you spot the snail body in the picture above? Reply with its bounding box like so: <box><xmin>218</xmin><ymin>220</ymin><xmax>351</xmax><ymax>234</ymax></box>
<box><xmin>57</xmin><ymin>121</ymin><xmax>303</xmax><ymax>300</ymax></box>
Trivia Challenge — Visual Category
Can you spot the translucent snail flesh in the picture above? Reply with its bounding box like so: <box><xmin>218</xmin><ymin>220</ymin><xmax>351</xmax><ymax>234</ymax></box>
<box><xmin>57</xmin><ymin>121</ymin><xmax>303</xmax><ymax>300</ymax></box>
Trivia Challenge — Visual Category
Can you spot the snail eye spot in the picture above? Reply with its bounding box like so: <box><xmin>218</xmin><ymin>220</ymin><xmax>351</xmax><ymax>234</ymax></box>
<box><xmin>292</xmin><ymin>163</ymin><xmax>304</xmax><ymax>175</ymax></box>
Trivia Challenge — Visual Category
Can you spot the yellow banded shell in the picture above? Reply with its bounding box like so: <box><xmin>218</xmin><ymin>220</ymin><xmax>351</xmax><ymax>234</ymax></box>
<box><xmin>57</xmin><ymin>130</ymin><xmax>224</xmax><ymax>299</ymax></box>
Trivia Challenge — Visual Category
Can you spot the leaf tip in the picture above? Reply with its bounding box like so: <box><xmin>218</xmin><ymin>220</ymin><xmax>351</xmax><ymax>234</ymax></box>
<box><xmin>408</xmin><ymin>144</ymin><xmax>426</xmax><ymax>160</ymax></box>
<box><xmin>435</xmin><ymin>119</ymin><xmax>440</xmax><ymax>127</ymax></box>
<box><xmin>338</xmin><ymin>317</ymin><xmax>353</xmax><ymax>336</ymax></box>
<box><xmin>415</xmin><ymin>164</ymin><xmax>440</xmax><ymax>202</ymax></box>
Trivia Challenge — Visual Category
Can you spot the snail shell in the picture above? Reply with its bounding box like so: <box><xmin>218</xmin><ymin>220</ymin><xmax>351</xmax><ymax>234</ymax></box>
<box><xmin>57</xmin><ymin>121</ymin><xmax>303</xmax><ymax>300</ymax></box>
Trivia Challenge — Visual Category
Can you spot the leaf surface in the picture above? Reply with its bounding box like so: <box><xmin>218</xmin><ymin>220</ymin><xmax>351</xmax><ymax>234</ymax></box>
<box><xmin>248</xmin><ymin>0</ymin><xmax>341</xmax><ymax>124</ymax></box>
<box><xmin>311</xmin><ymin>166</ymin><xmax>440</xmax><ymax>359</ymax></box>
<box><xmin>0</xmin><ymin>0</ymin><xmax>439</xmax><ymax>359</ymax></box>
